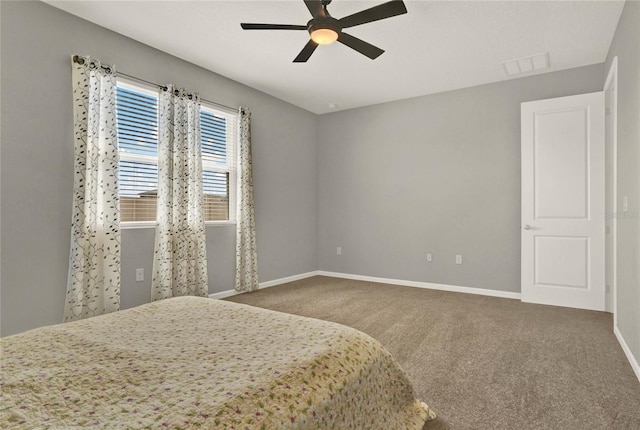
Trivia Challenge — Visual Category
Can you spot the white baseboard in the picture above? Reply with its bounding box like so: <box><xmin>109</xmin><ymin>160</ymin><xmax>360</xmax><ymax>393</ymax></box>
<box><xmin>317</xmin><ymin>271</ymin><xmax>522</xmax><ymax>300</ymax></box>
<box><xmin>210</xmin><ymin>270</ymin><xmax>521</xmax><ymax>301</ymax></box>
<box><xmin>614</xmin><ymin>325</ymin><xmax>640</xmax><ymax>383</ymax></box>
<box><xmin>258</xmin><ymin>271</ymin><xmax>320</xmax><ymax>289</ymax></box>
<box><xmin>208</xmin><ymin>271</ymin><xmax>319</xmax><ymax>300</ymax></box>
<box><xmin>208</xmin><ymin>289</ymin><xmax>241</xmax><ymax>300</ymax></box>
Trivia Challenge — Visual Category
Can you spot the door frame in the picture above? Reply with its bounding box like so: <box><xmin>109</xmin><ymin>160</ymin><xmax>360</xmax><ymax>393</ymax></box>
<box><xmin>604</xmin><ymin>57</ymin><xmax>618</xmax><ymax>321</ymax></box>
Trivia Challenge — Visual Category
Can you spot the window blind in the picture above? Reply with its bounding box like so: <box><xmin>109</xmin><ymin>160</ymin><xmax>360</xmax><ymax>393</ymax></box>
<box><xmin>201</xmin><ymin>110</ymin><xmax>227</xmax><ymax>165</ymax></box>
<box><xmin>116</xmin><ymin>87</ymin><xmax>158</xmax><ymax>158</ymax></box>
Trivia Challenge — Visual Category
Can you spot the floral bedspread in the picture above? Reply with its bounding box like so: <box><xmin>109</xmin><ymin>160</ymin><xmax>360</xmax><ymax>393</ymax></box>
<box><xmin>1</xmin><ymin>296</ymin><xmax>435</xmax><ymax>429</ymax></box>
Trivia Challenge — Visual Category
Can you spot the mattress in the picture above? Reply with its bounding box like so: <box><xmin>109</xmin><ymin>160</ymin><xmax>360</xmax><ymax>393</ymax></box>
<box><xmin>1</xmin><ymin>296</ymin><xmax>435</xmax><ymax>428</ymax></box>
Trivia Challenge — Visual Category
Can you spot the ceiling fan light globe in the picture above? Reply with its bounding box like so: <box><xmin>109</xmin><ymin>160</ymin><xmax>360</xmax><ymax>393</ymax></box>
<box><xmin>310</xmin><ymin>28</ymin><xmax>338</xmax><ymax>45</ymax></box>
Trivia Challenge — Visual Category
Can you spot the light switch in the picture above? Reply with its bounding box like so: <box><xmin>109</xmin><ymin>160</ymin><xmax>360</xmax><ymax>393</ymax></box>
<box><xmin>136</xmin><ymin>268</ymin><xmax>144</xmax><ymax>282</ymax></box>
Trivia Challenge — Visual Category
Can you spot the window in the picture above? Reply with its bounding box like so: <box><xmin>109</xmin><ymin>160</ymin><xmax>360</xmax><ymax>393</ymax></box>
<box><xmin>115</xmin><ymin>79</ymin><xmax>237</xmax><ymax>225</ymax></box>
<box><xmin>200</xmin><ymin>106</ymin><xmax>237</xmax><ymax>222</ymax></box>
<box><xmin>116</xmin><ymin>81</ymin><xmax>159</xmax><ymax>223</ymax></box>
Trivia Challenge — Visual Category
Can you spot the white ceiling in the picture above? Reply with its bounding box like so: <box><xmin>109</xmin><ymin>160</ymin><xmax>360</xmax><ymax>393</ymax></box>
<box><xmin>45</xmin><ymin>0</ymin><xmax>624</xmax><ymax>114</ymax></box>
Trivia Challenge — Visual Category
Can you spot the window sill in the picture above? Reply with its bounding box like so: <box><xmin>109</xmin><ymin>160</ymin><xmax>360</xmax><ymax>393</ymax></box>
<box><xmin>121</xmin><ymin>221</ymin><xmax>236</xmax><ymax>229</ymax></box>
<box><xmin>121</xmin><ymin>222</ymin><xmax>156</xmax><ymax>230</ymax></box>
<box><xmin>205</xmin><ymin>221</ymin><xmax>236</xmax><ymax>227</ymax></box>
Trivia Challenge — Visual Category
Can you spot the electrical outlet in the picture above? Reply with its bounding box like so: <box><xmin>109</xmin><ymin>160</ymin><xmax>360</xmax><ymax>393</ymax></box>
<box><xmin>337</xmin><ymin>247</ymin><xmax>342</xmax><ymax>255</ymax></box>
<box><xmin>136</xmin><ymin>268</ymin><xmax>144</xmax><ymax>282</ymax></box>
<box><xmin>455</xmin><ymin>255</ymin><xmax>463</xmax><ymax>265</ymax></box>
<box><xmin>426</xmin><ymin>253</ymin><xmax>432</xmax><ymax>262</ymax></box>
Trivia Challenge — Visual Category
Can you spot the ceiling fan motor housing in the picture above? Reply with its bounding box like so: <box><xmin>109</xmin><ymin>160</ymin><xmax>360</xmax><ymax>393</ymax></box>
<box><xmin>307</xmin><ymin>16</ymin><xmax>342</xmax><ymax>36</ymax></box>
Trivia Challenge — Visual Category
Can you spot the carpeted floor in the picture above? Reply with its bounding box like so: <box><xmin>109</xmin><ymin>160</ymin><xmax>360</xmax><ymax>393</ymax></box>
<box><xmin>225</xmin><ymin>276</ymin><xmax>640</xmax><ymax>430</ymax></box>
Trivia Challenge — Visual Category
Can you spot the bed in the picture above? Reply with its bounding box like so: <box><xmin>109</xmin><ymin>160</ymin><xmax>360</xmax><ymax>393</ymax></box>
<box><xmin>1</xmin><ymin>296</ymin><xmax>436</xmax><ymax>429</ymax></box>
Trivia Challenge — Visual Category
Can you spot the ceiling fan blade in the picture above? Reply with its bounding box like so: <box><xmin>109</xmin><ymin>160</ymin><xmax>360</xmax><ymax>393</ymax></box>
<box><xmin>339</xmin><ymin>0</ymin><xmax>407</xmax><ymax>29</ymax></box>
<box><xmin>293</xmin><ymin>40</ymin><xmax>319</xmax><ymax>63</ymax></box>
<box><xmin>241</xmin><ymin>23</ymin><xmax>307</xmax><ymax>30</ymax></box>
<box><xmin>337</xmin><ymin>32</ymin><xmax>384</xmax><ymax>60</ymax></box>
<box><xmin>304</xmin><ymin>0</ymin><xmax>326</xmax><ymax>18</ymax></box>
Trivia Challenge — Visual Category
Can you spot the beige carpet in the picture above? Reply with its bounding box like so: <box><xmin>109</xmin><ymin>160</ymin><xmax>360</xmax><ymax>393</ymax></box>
<box><xmin>225</xmin><ymin>276</ymin><xmax>640</xmax><ymax>430</ymax></box>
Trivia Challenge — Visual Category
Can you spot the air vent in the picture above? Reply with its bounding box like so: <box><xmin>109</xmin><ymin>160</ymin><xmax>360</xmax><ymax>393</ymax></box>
<box><xmin>501</xmin><ymin>52</ymin><xmax>550</xmax><ymax>76</ymax></box>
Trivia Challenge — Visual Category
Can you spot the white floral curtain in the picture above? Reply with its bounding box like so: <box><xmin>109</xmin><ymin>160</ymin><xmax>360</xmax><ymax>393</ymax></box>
<box><xmin>235</xmin><ymin>108</ymin><xmax>259</xmax><ymax>292</ymax></box>
<box><xmin>64</xmin><ymin>55</ymin><xmax>121</xmax><ymax>321</ymax></box>
<box><xmin>151</xmin><ymin>85</ymin><xmax>208</xmax><ymax>300</ymax></box>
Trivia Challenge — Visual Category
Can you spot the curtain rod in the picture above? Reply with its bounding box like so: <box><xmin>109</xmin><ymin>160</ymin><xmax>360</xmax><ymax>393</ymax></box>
<box><xmin>72</xmin><ymin>55</ymin><xmax>238</xmax><ymax>114</ymax></box>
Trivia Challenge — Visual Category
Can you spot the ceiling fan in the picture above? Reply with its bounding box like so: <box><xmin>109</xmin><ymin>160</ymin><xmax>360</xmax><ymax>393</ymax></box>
<box><xmin>240</xmin><ymin>0</ymin><xmax>407</xmax><ymax>63</ymax></box>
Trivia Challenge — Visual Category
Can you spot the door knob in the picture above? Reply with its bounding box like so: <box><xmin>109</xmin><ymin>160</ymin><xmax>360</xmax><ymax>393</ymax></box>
<box><xmin>523</xmin><ymin>225</ymin><xmax>532</xmax><ymax>230</ymax></box>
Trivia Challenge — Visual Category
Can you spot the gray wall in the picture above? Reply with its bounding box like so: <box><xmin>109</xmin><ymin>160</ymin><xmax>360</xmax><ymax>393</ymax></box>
<box><xmin>605</xmin><ymin>0</ymin><xmax>640</xmax><ymax>371</ymax></box>
<box><xmin>317</xmin><ymin>64</ymin><xmax>605</xmax><ymax>293</ymax></box>
<box><xmin>0</xmin><ymin>1</ymin><xmax>317</xmax><ymax>336</ymax></box>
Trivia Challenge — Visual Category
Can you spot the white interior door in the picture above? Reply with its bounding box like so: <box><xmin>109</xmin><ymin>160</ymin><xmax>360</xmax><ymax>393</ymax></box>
<box><xmin>521</xmin><ymin>92</ymin><xmax>605</xmax><ymax>311</ymax></box>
